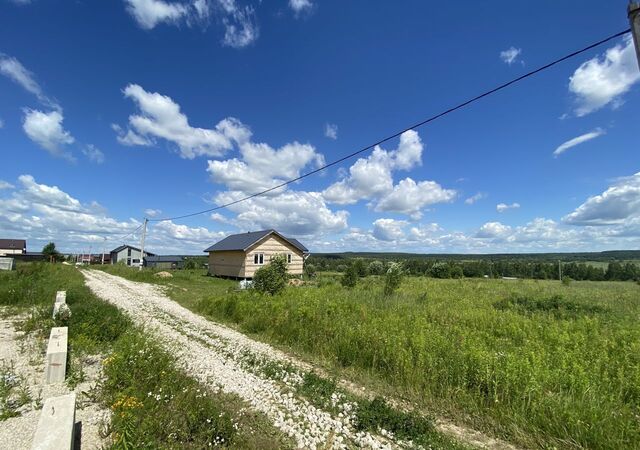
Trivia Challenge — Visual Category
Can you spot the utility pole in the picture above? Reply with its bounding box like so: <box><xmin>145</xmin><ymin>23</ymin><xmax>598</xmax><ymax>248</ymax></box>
<box><xmin>558</xmin><ymin>260</ymin><xmax>562</xmax><ymax>282</ymax></box>
<box><xmin>629</xmin><ymin>2</ymin><xmax>640</xmax><ymax>70</ymax></box>
<box><xmin>139</xmin><ymin>218</ymin><xmax>148</xmax><ymax>271</ymax></box>
<box><xmin>101</xmin><ymin>237</ymin><xmax>106</xmax><ymax>265</ymax></box>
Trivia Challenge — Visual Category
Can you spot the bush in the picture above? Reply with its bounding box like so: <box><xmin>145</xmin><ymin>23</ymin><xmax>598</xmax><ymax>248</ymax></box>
<box><xmin>429</xmin><ymin>262</ymin><xmax>451</xmax><ymax>279</ymax></box>
<box><xmin>384</xmin><ymin>262</ymin><xmax>404</xmax><ymax>295</ymax></box>
<box><xmin>183</xmin><ymin>258</ymin><xmax>198</xmax><ymax>270</ymax></box>
<box><xmin>562</xmin><ymin>276</ymin><xmax>573</xmax><ymax>286</ymax></box>
<box><xmin>340</xmin><ymin>264</ymin><xmax>358</xmax><ymax>288</ymax></box>
<box><xmin>304</xmin><ymin>263</ymin><xmax>317</xmax><ymax>279</ymax></box>
<box><xmin>353</xmin><ymin>259</ymin><xmax>367</xmax><ymax>278</ymax></box>
<box><xmin>450</xmin><ymin>265</ymin><xmax>464</xmax><ymax>279</ymax></box>
<box><xmin>253</xmin><ymin>254</ymin><xmax>289</xmax><ymax>295</ymax></box>
<box><xmin>368</xmin><ymin>260</ymin><xmax>385</xmax><ymax>276</ymax></box>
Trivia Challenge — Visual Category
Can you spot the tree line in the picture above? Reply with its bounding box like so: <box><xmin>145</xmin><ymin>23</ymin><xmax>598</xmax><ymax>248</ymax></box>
<box><xmin>306</xmin><ymin>256</ymin><xmax>640</xmax><ymax>282</ymax></box>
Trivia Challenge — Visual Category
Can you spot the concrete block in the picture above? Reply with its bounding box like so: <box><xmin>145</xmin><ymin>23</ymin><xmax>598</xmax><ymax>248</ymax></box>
<box><xmin>0</xmin><ymin>257</ymin><xmax>14</xmax><ymax>271</ymax></box>
<box><xmin>52</xmin><ymin>302</ymin><xmax>65</xmax><ymax>319</ymax></box>
<box><xmin>31</xmin><ymin>393</ymin><xmax>76</xmax><ymax>450</ymax></box>
<box><xmin>55</xmin><ymin>291</ymin><xmax>66</xmax><ymax>304</ymax></box>
<box><xmin>45</xmin><ymin>327</ymin><xmax>68</xmax><ymax>384</ymax></box>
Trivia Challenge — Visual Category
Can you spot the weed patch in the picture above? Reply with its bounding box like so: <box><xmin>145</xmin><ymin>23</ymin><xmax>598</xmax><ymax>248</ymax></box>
<box><xmin>493</xmin><ymin>294</ymin><xmax>607</xmax><ymax>319</ymax></box>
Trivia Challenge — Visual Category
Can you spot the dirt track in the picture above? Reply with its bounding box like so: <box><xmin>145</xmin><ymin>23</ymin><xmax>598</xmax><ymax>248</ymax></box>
<box><xmin>82</xmin><ymin>269</ymin><xmax>518</xmax><ymax>450</ymax></box>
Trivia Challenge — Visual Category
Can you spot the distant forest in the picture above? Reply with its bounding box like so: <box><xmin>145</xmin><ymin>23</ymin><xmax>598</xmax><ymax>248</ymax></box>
<box><xmin>307</xmin><ymin>250</ymin><xmax>640</xmax><ymax>282</ymax></box>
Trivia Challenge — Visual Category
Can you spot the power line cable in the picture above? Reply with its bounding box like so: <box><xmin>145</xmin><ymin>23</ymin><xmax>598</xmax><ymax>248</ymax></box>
<box><xmin>149</xmin><ymin>28</ymin><xmax>631</xmax><ymax>223</ymax></box>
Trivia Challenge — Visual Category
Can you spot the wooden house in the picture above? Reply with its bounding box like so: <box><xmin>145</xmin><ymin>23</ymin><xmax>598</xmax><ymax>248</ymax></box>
<box><xmin>204</xmin><ymin>230</ymin><xmax>308</xmax><ymax>279</ymax></box>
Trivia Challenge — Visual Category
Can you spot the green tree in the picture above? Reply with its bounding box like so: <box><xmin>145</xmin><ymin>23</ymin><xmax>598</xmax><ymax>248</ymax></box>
<box><xmin>253</xmin><ymin>254</ymin><xmax>289</xmax><ymax>295</ymax></box>
<box><xmin>384</xmin><ymin>262</ymin><xmax>404</xmax><ymax>295</ymax></box>
<box><xmin>353</xmin><ymin>259</ymin><xmax>367</xmax><ymax>277</ymax></box>
<box><xmin>183</xmin><ymin>258</ymin><xmax>197</xmax><ymax>270</ymax></box>
<box><xmin>304</xmin><ymin>263</ymin><xmax>317</xmax><ymax>279</ymax></box>
<box><xmin>42</xmin><ymin>242</ymin><xmax>61</xmax><ymax>263</ymax></box>
<box><xmin>341</xmin><ymin>264</ymin><xmax>358</xmax><ymax>288</ymax></box>
<box><xmin>368</xmin><ymin>260</ymin><xmax>385</xmax><ymax>276</ymax></box>
<box><xmin>429</xmin><ymin>262</ymin><xmax>451</xmax><ymax>279</ymax></box>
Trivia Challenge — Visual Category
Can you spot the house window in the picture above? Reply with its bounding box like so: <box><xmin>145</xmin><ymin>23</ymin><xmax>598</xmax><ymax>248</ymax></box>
<box><xmin>254</xmin><ymin>253</ymin><xmax>264</xmax><ymax>265</ymax></box>
<box><xmin>127</xmin><ymin>248</ymin><xmax>131</xmax><ymax>257</ymax></box>
<box><xmin>287</xmin><ymin>254</ymin><xmax>292</xmax><ymax>263</ymax></box>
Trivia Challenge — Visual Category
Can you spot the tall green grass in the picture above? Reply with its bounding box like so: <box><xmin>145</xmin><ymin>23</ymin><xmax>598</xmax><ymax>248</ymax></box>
<box><xmin>0</xmin><ymin>263</ymin><xmax>289</xmax><ymax>448</ymax></box>
<box><xmin>187</xmin><ymin>273</ymin><xmax>639</xmax><ymax>449</ymax></box>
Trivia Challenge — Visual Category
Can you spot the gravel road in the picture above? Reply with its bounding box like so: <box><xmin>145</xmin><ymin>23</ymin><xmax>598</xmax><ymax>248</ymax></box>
<box><xmin>82</xmin><ymin>270</ymin><xmax>520</xmax><ymax>450</ymax></box>
<box><xmin>82</xmin><ymin>269</ymin><xmax>402</xmax><ymax>449</ymax></box>
<box><xmin>0</xmin><ymin>313</ymin><xmax>108</xmax><ymax>450</ymax></box>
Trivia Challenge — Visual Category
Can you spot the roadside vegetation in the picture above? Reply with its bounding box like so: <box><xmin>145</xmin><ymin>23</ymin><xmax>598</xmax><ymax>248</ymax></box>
<box><xmin>97</xmin><ymin>263</ymin><xmax>640</xmax><ymax>450</ymax></box>
<box><xmin>0</xmin><ymin>262</ymin><xmax>289</xmax><ymax>448</ymax></box>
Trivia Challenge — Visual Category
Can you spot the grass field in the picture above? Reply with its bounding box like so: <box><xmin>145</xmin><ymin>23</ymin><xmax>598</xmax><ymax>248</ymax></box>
<box><xmin>0</xmin><ymin>263</ymin><xmax>289</xmax><ymax>449</ymax></box>
<box><xmin>98</xmin><ymin>265</ymin><xmax>640</xmax><ymax>449</ymax></box>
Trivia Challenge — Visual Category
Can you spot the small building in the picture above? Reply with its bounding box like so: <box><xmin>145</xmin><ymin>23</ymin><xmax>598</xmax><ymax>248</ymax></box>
<box><xmin>0</xmin><ymin>239</ymin><xmax>26</xmax><ymax>256</ymax></box>
<box><xmin>144</xmin><ymin>255</ymin><xmax>184</xmax><ymax>270</ymax></box>
<box><xmin>110</xmin><ymin>245</ymin><xmax>155</xmax><ymax>267</ymax></box>
<box><xmin>204</xmin><ymin>230</ymin><xmax>309</xmax><ymax>279</ymax></box>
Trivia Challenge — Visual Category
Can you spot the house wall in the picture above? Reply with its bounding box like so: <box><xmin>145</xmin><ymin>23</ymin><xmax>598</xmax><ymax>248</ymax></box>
<box><xmin>209</xmin><ymin>251</ymin><xmax>246</xmax><ymax>277</ymax></box>
<box><xmin>112</xmin><ymin>248</ymin><xmax>147</xmax><ymax>266</ymax></box>
<box><xmin>0</xmin><ymin>248</ymin><xmax>24</xmax><ymax>256</ymax></box>
<box><xmin>244</xmin><ymin>235</ymin><xmax>304</xmax><ymax>278</ymax></box>
<box><xmin>208</xmin><ymin>234</ymin><xmax>305</xmax><ymax>279</ymax></box>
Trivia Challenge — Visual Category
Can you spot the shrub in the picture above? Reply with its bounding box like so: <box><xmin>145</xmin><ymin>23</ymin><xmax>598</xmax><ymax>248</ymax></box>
<box><xmin>353</xmin><ymin>259</ymin><xmax>367</xmax><ymax>278</ymax></box>
<box><xmin>450</xmin><ymin>265</ymin><xmax>464</xmax><ymax>279</ymax></box>
<box><xmin>183</xmin><ymin>258</ymin><xmax>198</xmax><ymax>270</ymax></box>
<box><xmin>562</xmin><ymin>276</ymin><xmax>573</xmax><ymax>286</ymax></box>
<box><xmin>304</xmin><ymin>263</ymin><xmax>317</xmax><ymax>279</ymax></box>
<box><xmin>368</xmin><ymin>260</ymin><xmax>385</xmax><ymax>276</ymax></box>
<box><xmin>340</xmin><ymin>264</ymin><xmax>358</xmax><ymax>288</ymax></box>
<box><xmin>253</xmin><ymin>254</ymin><xmax>289</xmax><ymax>295</ymax></box>
<box><xmin>384</xmin><ymin>262</ymin><xmax>404</xmax><ymax>296</ymax></box>
<box><xmin>429</xmin><ymin>262</ymin><xmax>451</xmax><ymax>279</ymax></box>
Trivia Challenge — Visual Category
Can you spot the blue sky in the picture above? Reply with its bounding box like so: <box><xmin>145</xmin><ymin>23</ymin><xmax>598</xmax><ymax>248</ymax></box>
<box><xmin>0</xmin><ymin>0</ymin><xmax>639</xmax><ymax>254</ymax></box>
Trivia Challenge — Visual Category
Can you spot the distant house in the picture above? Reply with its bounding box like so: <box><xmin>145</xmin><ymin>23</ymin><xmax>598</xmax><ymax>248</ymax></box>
<box><xmin>0</xmin><ymin>239</ymin><xmax>26</xmax><ymax>256</ymax></box>
<box><xmin>204</xmin><ymin>230</ymin><xmax>309</xmax><ymax>279</ymax></box>
<box><xmin>110</xmin><ymin>245</ymin><xmax>155</xmax><ymax>266</ymax></box>
<box><xmin>145</xmin><ymin>255</ymin><xmax>184</xmax><ymax>270</ymax></box>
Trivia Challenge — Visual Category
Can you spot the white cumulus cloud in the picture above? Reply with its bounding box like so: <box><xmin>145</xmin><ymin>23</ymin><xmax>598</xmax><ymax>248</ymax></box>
<box><xmin>323</xmin><ymin>130</ymin><xmax>454</xmax><ymax>218</ymax></box>
<box><xmin>214</xmin><ymin>189</ymin><xmax>348</xmax><ymax>237</ymax></box>
<box><xmin>372</xmin><ymin>218</ymin><xmax>407</xmax><ymax>242</ymax></box>
<box><xmin>569</xmin><ymin>35</ymin><xmax>640</xmax><ymax>116</ymax></box>
<box><xmin>476</xmin><ymin>221</ymin><xmax>511</xmax><ymax>238</ymax></box>
<box><xmin>563</xmin><ymin>172</ymin><xmax>640</xmax><ymax>226</ymax></box>
<box><xmin>374</xmin><ymin>178</ymin><xmax>456</xmax><ymax>219</ymax></box>
<box><xmin>115</xmin><ymin>84</ymin><xmax>250</xmax><ymax>159</ymax></box>
<box><xmin>124</xmin><ymin>0</ymin><xmax>188</xmax><ymax>29</ymax></box>
<box><xmin>22</xmin><ymin>109</ymin><xmax>75</xmax><ymax>160</ymax></box>
<box><xmin>289</xmin><ymin>0</ymin><xmax>312</xmax><ymax>14</ymax></box>
<box><xmin>207</xmin><ymin>140</ymin><xmax>324</xmax><ymax>193</ymax></box>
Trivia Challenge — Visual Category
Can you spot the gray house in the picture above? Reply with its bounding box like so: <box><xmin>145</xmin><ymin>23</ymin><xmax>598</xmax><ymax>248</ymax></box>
<box><xmin>144</xmin><ymin>255</ymin><xmax>184</xmax><ymax>270</ymax></box>
<box><xmin>110</xmin><ymin>245</ymin><xmax>155</xmax><ymax>267</ymax></box>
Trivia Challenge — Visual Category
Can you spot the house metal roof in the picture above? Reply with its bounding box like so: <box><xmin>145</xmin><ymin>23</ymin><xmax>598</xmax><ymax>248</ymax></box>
<box><xmin>145</xmin><ymin>255</ymin><xmax>184</xmax><ymax>263</ymax></box>
<box><xmin>0</xmin><ymin>239</ymin><xmax>26</xmax><ymax>250</ymax></box>
<box><xmin>204</xmin><ymin>230</ymin><xmax>309</xmax><ymax>253</ymax></box>
<box><xmin>110</xmin><ymin>245</ymin><xmax>156</xmax><ymax>256</ymax></box>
